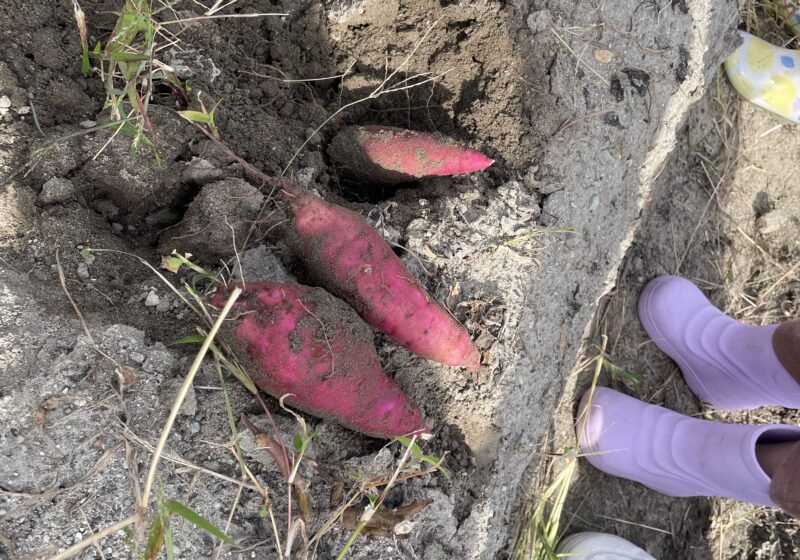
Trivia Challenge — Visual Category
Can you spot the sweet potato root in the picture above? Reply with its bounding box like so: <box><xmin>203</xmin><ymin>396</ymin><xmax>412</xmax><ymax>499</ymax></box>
<box><xmin>281</xmin><ymin>185</ymin><xmax>481</xmax><ymax>371</ymax></box>
<box><xmin>210</xmin><ymin>281</ymin><xmax>429</xmax><ymax>439</ymax></box>
<box><xmin>329</xmin><ymin>125</ymin><xmax>493</xmax><ymax>184</ymax></box>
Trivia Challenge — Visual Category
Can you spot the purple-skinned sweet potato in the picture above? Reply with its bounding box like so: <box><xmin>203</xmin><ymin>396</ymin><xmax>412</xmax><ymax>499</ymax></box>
<box><xmin>329</xmin><ymin>125</ymin><xmax>493</xmax><ymax>184</ymax></box>
<box><xmin>281</xmin><ymin>184</ymin><xmax>481</xmax><ymax>371</ymax></box>
<box><xmin>210</xmin><ymin>281</ymin><xmax>430</xmax><ymax>439</ymax></box>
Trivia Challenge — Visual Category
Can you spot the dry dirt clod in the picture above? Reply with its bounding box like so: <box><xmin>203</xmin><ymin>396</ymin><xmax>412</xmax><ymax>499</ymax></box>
<box><xmin>38</xmin><ymin>178</ymin><xmax>76</xmax><ymax>205</ymax></box>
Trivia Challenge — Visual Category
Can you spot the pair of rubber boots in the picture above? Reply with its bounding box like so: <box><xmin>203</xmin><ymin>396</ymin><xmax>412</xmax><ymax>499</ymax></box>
<box><xmin>579</xmin><ymin>276</ymin><xmax>800</xmax><ymax>517</ymax></box>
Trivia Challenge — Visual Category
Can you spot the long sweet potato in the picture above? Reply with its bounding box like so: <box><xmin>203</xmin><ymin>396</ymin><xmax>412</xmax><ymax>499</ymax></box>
<box><xmin>210</xmin><ymin>281</ymin><xmax>429</xmax><ymax>439</ymax></box>
<box><xmin>281</xmin><ymin>185</ymin><xmax>481</xmax><ymax>371</ymax></box>
<box><xmin>329</xmin><ymin>125</ymin><xmax>493</xmax><ymax>184</ymax></box>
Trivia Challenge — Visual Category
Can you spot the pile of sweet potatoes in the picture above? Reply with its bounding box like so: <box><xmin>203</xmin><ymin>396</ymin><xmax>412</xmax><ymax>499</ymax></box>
<box><xmin>210</xmin><ymin>127</ymin><xmax>491</xmax><ymax>439</ymax></box>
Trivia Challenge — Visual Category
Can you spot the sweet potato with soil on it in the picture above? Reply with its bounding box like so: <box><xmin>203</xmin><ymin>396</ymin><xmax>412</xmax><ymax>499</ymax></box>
<box><xmin>210</xmin><ymin>281</ymin><xmax>430</xmax><ymax>439</ymax></box>
<box><xmin>329</xmin><ymin>125</ymin><xmax>494</xmax><ymax>184</ymax></box>
<box><xmin>281</xmin><ymin>185</ymin><xmax>481</xmax><ymax>371</ymax></box>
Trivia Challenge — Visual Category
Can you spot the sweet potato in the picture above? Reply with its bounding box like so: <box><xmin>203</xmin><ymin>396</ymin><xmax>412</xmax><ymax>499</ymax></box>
<box><xmin>281</xmin><ymin>185</ymin><xmax>481</xmax><ymax>371</ymax></box>
<box><xmin>210</xmin><ymin>281</ymin><xmax>429</xmax><ymax>439</ymax></box>
<box><xmin>329</xmin><ymin>125</ymin><xmax>493</xmax><ymax>184</ymax></box>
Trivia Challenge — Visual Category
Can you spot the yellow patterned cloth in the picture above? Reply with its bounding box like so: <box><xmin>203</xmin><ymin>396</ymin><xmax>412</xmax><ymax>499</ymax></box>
<box><xmin>724</xmin><ymin>31</ymin><xmax>800</xmax><ymax>123</ymax></box>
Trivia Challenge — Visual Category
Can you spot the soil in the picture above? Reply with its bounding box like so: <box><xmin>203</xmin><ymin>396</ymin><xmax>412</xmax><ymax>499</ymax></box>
<box><xmin>3</xmin><ymin>0</ymin><xmax>794</xmax><ymax>559</ymax></box>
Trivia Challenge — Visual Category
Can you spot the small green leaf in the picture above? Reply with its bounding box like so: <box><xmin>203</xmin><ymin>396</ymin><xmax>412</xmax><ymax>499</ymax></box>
<box><xmin>144</xmin><ymin>513</ymin><xmax>165</xmax><ymax>560</ymax></box>
<box><xmin>161</xmin><ymin>255</ymin><xmax>183</xmax><ymax>273</ymax></box>
<box><xmin>79</xmin><ymin>247</ymin><xmax>92</xmax><ymax>259</ymax></box>
<box><xmin>164</xmin><ymin>521</ymin><xmax>175</xmax><ymax>560</ymax></box>
<box><xmin>293</xmin><ymin>434</ymin><xmax>303</xmax><ymax>452</ymax></box>
<box><xmin>177</xmin><ymin>110</ymin><xmax>214</xmax><ymax>124</ymax></box>
<box><xmin>420</xmin><ymin>455</ymin><xmax>449</xmax><ymax>478</ymax></box>
<box><xmin>259</xmin><ymin>508</ymin><xmax>268</xmax><ymax>519</ymax></box>
<box><xmin>81</xmin><ymin>46</ymin><xmax>91</xmax><ymax>75</ymax></box>
<box><xmin>165</xmin><ymin>500</ymin><xmax>235</xmax><ymax>545</ymax></box>
<box><xmin>215</xmin><ymin>349</ymin><xmax>258</xmax><ymax>396</ymax></box>
<box><xmin>602</xmin><ymin>359</ymin><xmax>644</xmax><ymax>394</ymax></box>
<box><xmin>110</xmin><ymin>51</ymin><xmax>151</xmax><ymax>62</ymax></box>
<box><xmin>367</xmin><ymin>494</ymin><xmax>377</xmax><ymax>507</ymax></box>
<box><xmin>173</xmin><ymin>334</ymin><xmax>206</xmax><ymax>346</ymax></box>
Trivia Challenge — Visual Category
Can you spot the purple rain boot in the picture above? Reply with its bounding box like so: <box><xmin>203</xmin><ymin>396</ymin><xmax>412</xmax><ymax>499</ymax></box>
<box><xmin>577</xmin><ymin>387</ymin><xmax>800</xmax><ymax>507</ymax></box>
<box><xmin>638</xmin><ymin>275</ymin><xmax>800</xmax><ymax>409</ymax></box>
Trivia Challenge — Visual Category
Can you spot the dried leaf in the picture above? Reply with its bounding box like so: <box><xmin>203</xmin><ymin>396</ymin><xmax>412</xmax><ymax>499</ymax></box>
<box><xmin>593</xmin><ymin>49</ymin><xmax>614</xmax><ymax>64</ymax></box>
<box><xmin>341</xmin><ymin>500</ymin><xmax>431</xmax><ymax>538</ymax></box>
<box><xmin>161</xmin><ymin>255</ymin><xmax>183</xmax><ymax>273</ymax></box>
<box><xmin>116</xmin><ymin>365</ymin><xmax>137</xmax><ymax>392</ymax></box>
<box><xmin>330</xmin><ymin>481</ymin><xmax>344</xmax><ymax>507</ymax></box>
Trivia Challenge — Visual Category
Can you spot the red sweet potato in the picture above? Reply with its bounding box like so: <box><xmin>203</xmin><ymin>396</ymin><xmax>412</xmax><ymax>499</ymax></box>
<box><xmin>281</xmin><ymin>185</ymin><xmax>481</xmax><ymax>371</ymax></box>
<box><xmin>329</xmin><ymin>125</ymin><xmax>493</xmax><ymax>184</ymax></box>
<box><xmin>210</xmin><ymin>281</ymin><xmax>429</xmax><ymax>439</ymax></box>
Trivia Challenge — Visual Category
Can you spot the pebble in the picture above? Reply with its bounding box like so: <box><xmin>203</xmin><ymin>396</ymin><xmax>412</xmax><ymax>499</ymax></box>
<box><xmin>112</xmin><ymin>222</ymin><xmax>124</xmax><ymax>233</ymax></box>
<box><xmin>190</xmin><ymin>421</ymin><xmax>201</xmax><ymax>434</ymax></box>
<box><xmin>182</xmin><ymin>158</ymin><xmax>225</xmax><ymax>185</ymax></box>
<box><xmin>756</xmin><ymin>208</ymin><xmax>790</xmax><ymax>235</ymax></box>
<box><xmin>79</xmin><ymin>120</ymin><xmax>97</xmax><ymax>129</ymax></box>
<box><xmin>295</xmin><ymin>167</ymin><xmax>317</xmax><ymax>188</ymax></box>
<box><xmin>0</xmin><ymin>95</ymin><xmax>11</xmax><ymax>115</ymax></box>
<box><xmin>144</xmin><ymin>291</ymin><xmax>160</xmax><ymax>307</ymax></box>
<box><xmin>156</xmin><ymin>297</ymin><xmax>171</xmax><ymax>313</ymax></box>
<box><xmin>129</xmin><ymin>352</ymin><xmax>145</xmax><ymax>364</ymax></box>
<box><xmin>77</xmin><ymin>262</ymin><xmax>90</xmax><ymax>280</ymax></box>
<box><xmin>38</xmin><ymin>177</ymin><xmax>76</xmax><ymax>205</ymax></box>
<box><xmin>16</xmin><ymin>106</ymin><xmax>30</xmax><ymax>115</ymax></box>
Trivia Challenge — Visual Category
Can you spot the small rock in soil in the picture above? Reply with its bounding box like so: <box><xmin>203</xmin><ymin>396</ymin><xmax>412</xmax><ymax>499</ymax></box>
<box><xmin>158</xmin><ymin>178</ymin><xmax>265</xmax><ymax>262</ymax></box>
<box><xmin>76</xmin><ymin>262</ymin><xmax>89</xmax><ymax>280</ymax></box>
<box><xmin>182</xmin><ymin>157</ymin><xmax>225</xmax><ymax>185</ymax></box>
<box><xmin>144</xmin><ymin>291</ymin><xmax>160</xmax><ymax>307</ymax></box>
<box><xmin>295</xmin><ymin>167</ymin><xmax>317</xmax><ymax>188</ymax></box>
<box><xmin>757</xmin><ymin>208</ymin><xmax>791</xmax><ymax>235</ymax></box>
<box><xmin>79</xmin><ymin>120</ymin><xmax>96</xmax><ymax>129</ymax></box>
<box><xmin>38</xmin><ymin>177</ymin><xmax>76</xmax><ymax>205</ymax></box>
<box><xmin>155</xmin><ymin>296</ymin><xmax>171</xmax><ymax>313</ymax></box>
<box><xmin>234</xmin><ymin>245</ymin><xmax>295</xmax><ymax>283</ymax></box>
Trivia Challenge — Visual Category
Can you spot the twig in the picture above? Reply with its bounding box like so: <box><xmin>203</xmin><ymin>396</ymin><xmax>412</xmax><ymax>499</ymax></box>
<box><xmin>240</xmin><ymin>61</ymin><xmax>356</xmax><ymax>83</ymax></box>
<box><xmin>139</xmin><ymin>287</ymin><xmax>242</xmax><ymax>513</ymax></box>
<box><xmin>79</xmin><ymin>508</ymin><xmax>108</xmax><ymax>560</ymax></box>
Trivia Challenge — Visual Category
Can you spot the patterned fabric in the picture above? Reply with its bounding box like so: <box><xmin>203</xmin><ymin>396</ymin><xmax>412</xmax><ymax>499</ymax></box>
<box><xmin>724</xmin><ymin>31</ymin><xmax>800</xmax><ymax>123</ymax></box>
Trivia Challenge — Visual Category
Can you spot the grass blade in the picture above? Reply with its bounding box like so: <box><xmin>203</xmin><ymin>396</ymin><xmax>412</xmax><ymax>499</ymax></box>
<box><xmin>165</xmin><ymin>500</ymin><xmax>235</xmax><ymax>545</ymax></box>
